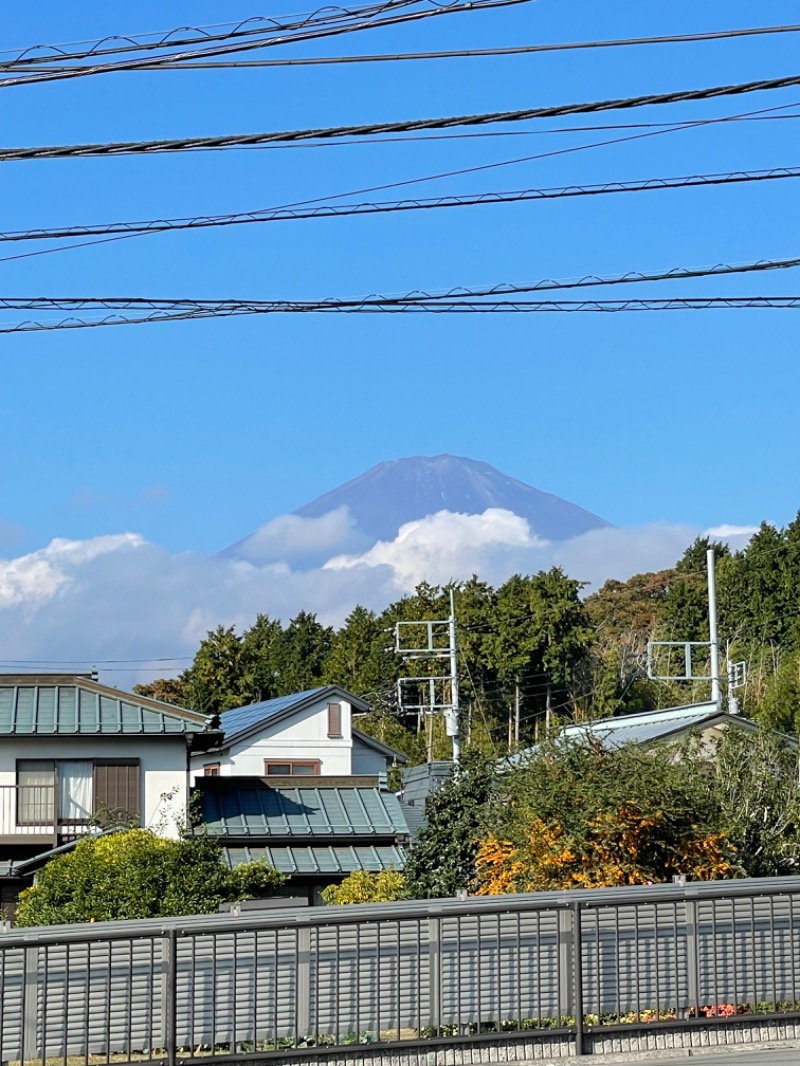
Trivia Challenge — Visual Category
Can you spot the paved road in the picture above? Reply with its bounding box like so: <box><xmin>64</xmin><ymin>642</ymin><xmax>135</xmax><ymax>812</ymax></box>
<box><xmin>665</xmin><ymin>1054</ymin><xmax>800</xmax><ymax>1066</ymax></box>
<box><xmin>570</xmin><ymin>1047</ymin><xmax>800</xmax><ymax>1066</ymax></box>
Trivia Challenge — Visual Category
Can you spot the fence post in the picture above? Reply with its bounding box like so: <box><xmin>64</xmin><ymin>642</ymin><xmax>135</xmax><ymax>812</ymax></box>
<box><xmin>427</xmin><ymin>917</ymin><xmax>441</xmax><ymax>1034</ymax></box>
<box><xmin>23</xmin><ymin>946</ymin><xmax>39</xmax><ymax>1063</ymax></box>
<box><xmin>685</xmin><ymin>898</ymin><xmax>700</xmax><ymax>1019</ymax></box>
<box><xmin>572</xmin><ymin>901</ymin><xmax>584</xmax><ymax>1056</ymax></box>
<box><xmin>297</xmin><ymin>927</ymin><xmax>311</xmax><ymax>1041</ymax></box>
<box><xmin>162</xmin><ymin>929</ymin><xmax>178</xmax><ymax>1066</ymax></box>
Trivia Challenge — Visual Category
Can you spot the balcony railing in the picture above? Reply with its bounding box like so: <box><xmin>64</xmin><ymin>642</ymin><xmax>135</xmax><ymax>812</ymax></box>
<box><xmin>0</xmin><ymin>784</ymin><xmax>91</xmax><ymax>838</ymax></box>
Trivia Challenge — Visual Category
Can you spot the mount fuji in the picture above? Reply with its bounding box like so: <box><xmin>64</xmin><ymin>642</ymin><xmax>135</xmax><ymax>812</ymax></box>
<box><xmin>221</xmin><ymin>455</ymin><xmax>611</xmax><ymax>565</ymax></box>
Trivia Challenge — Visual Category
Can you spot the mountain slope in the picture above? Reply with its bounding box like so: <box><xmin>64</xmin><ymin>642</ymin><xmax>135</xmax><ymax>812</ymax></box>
<box><xmin>294</xmin><ymin>455</ymin><xmax>610</xmax><ymax>541</ymax></box>
<box><xmin>221</xmin><ymin>456</ymin><xmax>611</xmax><ymax>563</ymax></box>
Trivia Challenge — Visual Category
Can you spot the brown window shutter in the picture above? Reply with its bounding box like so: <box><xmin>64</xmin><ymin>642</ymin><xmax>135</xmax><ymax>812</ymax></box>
<box><xmin>94</xmin><ymin>762</ymin><xmax>140</xmax><ymax>825</ymax></box>
<box><xmin>327</xmin><ymin>702</ymin><xmax>342</xmax><ymax>738</ymax></box>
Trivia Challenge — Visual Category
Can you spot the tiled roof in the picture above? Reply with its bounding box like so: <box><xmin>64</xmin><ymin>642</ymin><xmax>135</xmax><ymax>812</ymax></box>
<box><xmin>222</xmin><ymin>844</ymin><xmax>407</xmax><ymax>874</ymax></box>
<box><xmin>0</xmin><ymin>676</ymin><xmax>208</xmax><ymax>735</ymax></box>
<box><xmin>200</xmin><ymin>783</ymin><xmax>409</xmax><ymax>839</ymax></box>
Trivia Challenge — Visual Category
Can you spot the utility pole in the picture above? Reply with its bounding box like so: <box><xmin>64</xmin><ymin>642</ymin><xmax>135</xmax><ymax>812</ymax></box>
<box><xmin>707</xmin><ymin>548</ymin><xmax>721</xmax><ymax>709</ymax></box>
<box><xmin>648</xmin><ymin>548</ymin><xmax>746</xmax><ymax>714</ymax></box>
<box><xmin>449</xmin><ymin>588</ymin><xmax>461</xmax><ymax>763</ymax></box>
<box><xmin>514</xmin><ymin>675</ymin><xmax>520</xmax><ymax>746</ymax></box>
<box><xmin>394</xmin><ymin>591</ymin><xmax>461</xmax><ymax>764</ymax></box>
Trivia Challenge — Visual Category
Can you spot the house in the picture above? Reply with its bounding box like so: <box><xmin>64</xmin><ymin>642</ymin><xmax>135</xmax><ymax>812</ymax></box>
<box><xmin>500</xmin><ymin>701</ymin><xmax>797</xmax><ymax>773</ymax></box>
<box><xmin>0</xmin><ymin>673</ymin><xmax>220</xmax><ymax>863</ymax></box>
<box><xmin>186</xmin><ymin>685</ymin><xmax>410</xmax><ymax>903</ymax></box>
<box><xmin>189</xmin><ymin>685</ymin><xmax>406</xmax><ymax>782</ymax></box>
<box><xmin>195</xmin><ymin>774</ymin><xmax>410</xmax><ymax>904</ymax></box>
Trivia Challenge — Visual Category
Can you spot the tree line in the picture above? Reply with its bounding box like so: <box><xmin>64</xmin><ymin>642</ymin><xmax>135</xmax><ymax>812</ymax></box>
<box><xmin>135</xmin><ymin>513</ymin><xmax>800</xmax><ymax>758</ymax></box>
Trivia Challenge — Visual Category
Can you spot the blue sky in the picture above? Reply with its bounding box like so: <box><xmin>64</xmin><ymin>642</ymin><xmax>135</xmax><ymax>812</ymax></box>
<box><xmin>2</xmin><ymin>0</ymin><xmax>799</xmax><ymax>563</ymax></box>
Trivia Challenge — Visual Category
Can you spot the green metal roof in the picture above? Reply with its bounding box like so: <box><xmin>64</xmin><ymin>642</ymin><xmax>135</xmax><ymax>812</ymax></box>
<box><xmin>222</xmin><ymin>844</ymin><xmax>407</xmax><ymax>874</ymax></box>
<box><xmin>200</xmin><ymin>782</ymin><xmax>409</xmax><ymax>839</ymax></box>
<box><xmin>0</xmin><ymin>676</ymin><xmax>209</xmax><ymax>735</ymax></box>
<box><xmin>0</xmin><ymin>828</ymin><xmax>121</xmax><ymax>878</ymax></box>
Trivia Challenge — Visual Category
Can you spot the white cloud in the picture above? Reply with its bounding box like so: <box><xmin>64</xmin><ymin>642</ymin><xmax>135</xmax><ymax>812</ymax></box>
<box><xmin>224</xmin><ymin>506</ymin><xmax>371</xmax><ymax>567</ymax></box>
<box><xmin>0</xmin><ymin>512</ymin><xmax>754</xmax><ymax>688</ymax></box>
<box><xmin>326</xmin><ymin>508</ymin><xmax>542</xmax><ymax>588</ymax></box>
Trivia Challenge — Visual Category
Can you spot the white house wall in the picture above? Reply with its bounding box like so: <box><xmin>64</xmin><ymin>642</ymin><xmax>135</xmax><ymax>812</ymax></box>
<box><xmin>190</xmin><ymin>697</ymin><xmax>355</xmax><ymax>781</ymax></box>
<box><xmin>0</xmin><ymin>737</ymin><xmax>188</xmax><ymax>839</ymax></box>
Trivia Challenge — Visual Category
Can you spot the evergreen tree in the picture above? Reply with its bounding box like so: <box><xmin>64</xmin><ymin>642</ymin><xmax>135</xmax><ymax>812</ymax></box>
<box><xmin>322</xmin><ymin>605</ymin><xmax>395</xmax><ymax>698</ymax></box>
<box><xmin>277</xmin><ymin>610</ymin><xmax>334</xmax><ymax>693</ymax></box>
<box><xmin>404</xmin><ymin>751</ymin><xmax>495</xmax><ymax>898</ymax></box>
<box><xmin>241</xmin><ymin>613</ymin><xmax>285</xmax><ymax>702</ymax></box>
<box><xmin>189</xmin><ymin>625</ymin><xmax>248</xmax><ymax>714</ymax></box>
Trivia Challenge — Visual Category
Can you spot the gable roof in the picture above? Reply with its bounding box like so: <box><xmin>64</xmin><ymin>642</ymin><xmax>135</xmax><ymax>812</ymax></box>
<box><xmin>501</xmin><ymin>701</ymin><xmax>780</xmax><ymax>772</ymax></box>
<box><xmin>0</xmin><ymin>675</ymin><xmax>211</xmax><ymax>736</ymax></box>
<box><xmin>199</xmin><ymin>779</ymin><xmax>409</xmax><ymax>839</ymax></box>
<box><xmin>214</xmin><ymin>685</ymin><xmax>371</xmax><ymax>751</ymax></box>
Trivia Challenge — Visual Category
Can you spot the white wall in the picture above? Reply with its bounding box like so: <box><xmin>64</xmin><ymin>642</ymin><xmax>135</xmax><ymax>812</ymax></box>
<box><xmin>0</xmin><ymin>736</ymin><xmax>188</xmax><ymax>839</ymax></box>
<box><xmin>189</xmin><ymin>697</ymin><xmax>357</xmax><ymax>781</ymax></box>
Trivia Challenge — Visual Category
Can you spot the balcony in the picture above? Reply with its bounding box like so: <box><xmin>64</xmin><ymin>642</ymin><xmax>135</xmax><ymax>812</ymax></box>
<box><xmin>0</xmin><ymin>784</ymin><xmax>91</xmax><ymax>845</ymax></box>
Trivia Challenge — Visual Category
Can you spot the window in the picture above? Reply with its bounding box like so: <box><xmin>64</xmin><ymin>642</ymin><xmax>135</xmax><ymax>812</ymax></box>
<box><xmin>204</xmin><ymin>763</ymin><xmax>221</xmax><ymax>776</ymax></box>
<box><xmin>17</xmin><ymin>760</ymin><xmax>56</xmax><ymax>825</ymax></box>
<box><xmin>327</xmin><ymin>702</ymin><xmax>342</xmax><ymax>738</ymax></box>
<box><xmin>16</xmin><ymin>759</ymin><xmax>140</xmax><ymax>827</ymax></box>
<box><xmin>264</xmin><ymin>761</ymin><xmax>320</xmax><ymax>777</ymax></box>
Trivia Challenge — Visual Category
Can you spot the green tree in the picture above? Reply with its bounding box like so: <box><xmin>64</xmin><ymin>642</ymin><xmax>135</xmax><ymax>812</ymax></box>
<box><xmin>277</xmin><ymin>611</ymin><xmax>333</xmax><ymax>693</ymax></box>
<box><xmin>492</xmin><ymin>570</ymin><xmax>593</xmax><ymax>736</ymax></box>
<box><xmin>404</xmin><ymin>751</ymin><xmax>494</xmax><ymax>898</ymax></box>
<box><xmin>188</xmin><ymin>625</ymin><xmax>248</xmax><ymax>714</ymax></box>
<box><xmin>756</xmin><ymin>649</ymin><xmax>800</xmax><ymax>736</ymax></box>
<box><xmin>15</xmin><ymin>829</ymin><xmax>285</xmax><ymax>926</ymax></box>
<box><xmin>707</xmin><ymin>727</ymin><xmax>800</xmax><ymax>878</ymax></box>
<box><xmin>133</xmin><ymin>675</ymin><xmax>193</xmax><ymax>707</ymax></box>
<box><xmin>321</xmin><ymin>869</ymin><xmax>407</xmax><ymax>905</ymax></box>
<box><xmin>241</xmin><ymin>613</ymin><xmax>285</xmax><ymax>702</ymax></box>
<box><xmin>658</xmin><ymin>538</ymin><xmax>726</xmax><ymax>646</ymax></box>
<box><xmin>476</xmin><ymin>739</ymin><xmax>736</xmax><ymax>893</ymax></box>
<box><xmin>323</xmin><ymin>605</ymin><xmax>395</xmax><ymax>697</ymax></box>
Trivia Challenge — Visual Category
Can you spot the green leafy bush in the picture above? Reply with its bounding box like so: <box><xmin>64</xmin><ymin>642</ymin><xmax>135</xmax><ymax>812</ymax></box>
<box><xmin>16</xmin><ymin>828</ymin><xmax>285</xmax><ymax>926</ymax></box>
<box><xmin>321</xmin><ymin>868</ymin><xmax>407</xmax><ymax>905</ymax></box>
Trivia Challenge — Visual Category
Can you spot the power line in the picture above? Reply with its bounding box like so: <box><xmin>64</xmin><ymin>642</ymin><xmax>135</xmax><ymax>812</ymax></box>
<box><xmin>3</xmin><ymin>298</ymin><xmax>800</xmax><ymax>334</ymax></box>
<box><xmin>0</xmin><ymin>0</ymin><xmax>529</xmax><ymax>89</ymax></box>
<box><xmin>5</xmin><ymin>71</ymin><xmax>800</xmax><ymax>161</ymax></box>
<box><xmin>16</xmin><ymin>22</ymin><xmax>799</xmax><ymax>77</ymax></box>
<box><xmin>3</xmin><ymin>166</ymin><xmax>797</xmax><ymax>248</ymax></box>
<box><xmin>5</xmin><ymin>99</ymin><xmax>797</xmax><ymax>267</ymax></box>
<box><xmin>0</xmin><ymin>0</ymin><xmax>459</xmax><ymax>67</ymax></box>
<box><xmin>0</xmin><ymin>657</ymin><xmax>192</xmax><ymax>664</ymax></box>
<box><xmin>7</xmin><ymin>253</ymin><xmax>800</xmax><ymax>310</ymax></box>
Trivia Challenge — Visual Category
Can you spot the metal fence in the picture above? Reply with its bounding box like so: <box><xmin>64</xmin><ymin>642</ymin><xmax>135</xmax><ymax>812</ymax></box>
<box><xmin>3</xmin><ymin>876</ymin><xmax>800</xmax><ymax>1065</ymax></box>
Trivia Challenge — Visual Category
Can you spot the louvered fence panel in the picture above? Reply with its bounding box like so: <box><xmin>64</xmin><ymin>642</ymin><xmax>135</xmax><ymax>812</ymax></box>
<box><xmin>438</xmin><ymin>908</ymin><xmax>563</xmax><ymax>1029</ymax></box>
<box><xmin>0</xmin><ymin>946</ymin><xmax>25</xmax><ymax>1062</ymax></box>
<box><xmin>581</xmin><ymin>901</ymin><xmax>689</xmax><ymax>1018</ymax></box>
<box><xmin>176</xmin><ymin>927</ymin><xmax>299</xmax><ymax>1049</ymax></box>
<box><xmin>696</xmin><ymin>892</ymin><xmax>800</xmax><ymax>1009</ymax></box>
<box><xmin>311</xmin><ymin>916</ymin><xmax>429</xmax><ymax>1041</ymax></box>
<box><xmin>35</xmin><ymin>938</ymin><xmax>163</xmax><ymax>1059</ymax></box>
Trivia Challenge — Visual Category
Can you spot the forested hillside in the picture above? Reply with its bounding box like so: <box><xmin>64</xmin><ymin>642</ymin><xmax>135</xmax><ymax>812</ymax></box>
<box><xmin>136</xmin><ymin>515</ymin><xmax>800</xmax><ymax>761</ymax></box>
